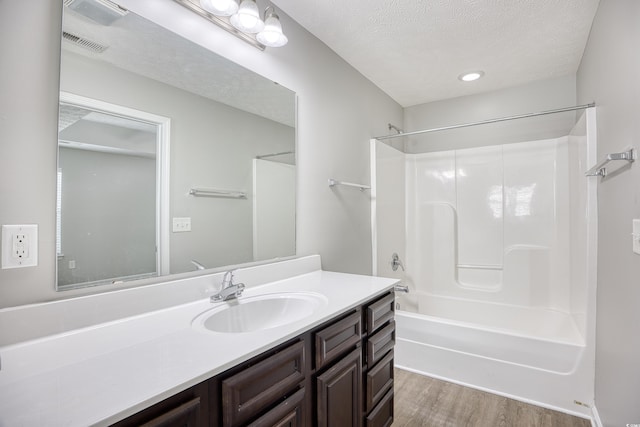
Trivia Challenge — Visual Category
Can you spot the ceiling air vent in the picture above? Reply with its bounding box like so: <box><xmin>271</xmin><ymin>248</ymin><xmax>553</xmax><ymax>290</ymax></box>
<box><xmin>62</xmin><ymin>31</ymin><xmax>108</xmax><ymax>53</ymax></box>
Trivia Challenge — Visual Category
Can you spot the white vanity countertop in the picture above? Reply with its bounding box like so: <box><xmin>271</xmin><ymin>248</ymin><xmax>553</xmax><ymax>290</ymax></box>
<box><xmin>0</xmin><ymin>269</ymin><xmax>397</xmax><ymax>426</ymax></box>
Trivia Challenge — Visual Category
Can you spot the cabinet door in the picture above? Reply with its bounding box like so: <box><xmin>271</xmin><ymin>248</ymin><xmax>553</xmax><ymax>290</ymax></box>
<box><xmin>316</xmin><ymin>348</ymin><xmax>362</xmax><ymax>427</ymax></box>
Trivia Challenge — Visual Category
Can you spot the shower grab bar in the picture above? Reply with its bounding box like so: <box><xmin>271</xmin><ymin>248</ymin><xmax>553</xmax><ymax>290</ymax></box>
<box><xmin>328</xmin><ymin>179</ymin><xmax>371</xmax><ymax>191</ymax></box>
<box><xmin>189</xmin><ymin>188</ymin><xmax>247</xmax><ymax>198</ymax></box>
<box><xmin>457</xmin><ymin>264</ymin><xmax>503</xmax><ymax>270</ymax></box>
<box><xmin>585</xmin><ymin>148</ymin><xmax>636</xmax><ymax>177</ymax></box>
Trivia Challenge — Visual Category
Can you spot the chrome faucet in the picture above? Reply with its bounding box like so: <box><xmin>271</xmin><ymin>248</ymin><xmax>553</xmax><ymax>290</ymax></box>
<box><xmin>211</xmin><ymin>270</ymin><xmax>245</xmax><ymax>302</ymax></box>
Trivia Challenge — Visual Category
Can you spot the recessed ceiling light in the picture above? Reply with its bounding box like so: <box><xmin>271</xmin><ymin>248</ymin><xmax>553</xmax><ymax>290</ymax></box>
<box><xmin>458</xmin><ymin>71</ymin><xmax>484</xmax><ymax>82</ymax></box>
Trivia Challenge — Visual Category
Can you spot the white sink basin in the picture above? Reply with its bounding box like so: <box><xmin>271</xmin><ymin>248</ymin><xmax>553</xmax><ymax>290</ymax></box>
<box><xmin>193</xmin><ymin>292</ymin><xmax>328</xmax><ymax>333</ymax></box>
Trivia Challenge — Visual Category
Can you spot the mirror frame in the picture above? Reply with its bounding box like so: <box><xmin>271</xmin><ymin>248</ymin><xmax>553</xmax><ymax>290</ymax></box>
<box><xmin>57</xmin><ymin>91</ymin><xmax>171</xmax><ymax>290</ymax></box>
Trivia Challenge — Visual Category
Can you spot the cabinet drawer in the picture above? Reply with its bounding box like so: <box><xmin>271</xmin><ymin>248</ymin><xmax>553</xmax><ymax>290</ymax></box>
<box><xmin>247</xmin><ymin>388</ymin><xmax>305</xmax><ymax>427</ymax></box>
<box><xmin>365</xmin><ymin>351</ymin><xmax>394</xmax><ymax>412</ymax></box>
<box><xmin>222</xmin><ymin>341</ymin><xmax>305</xmax><ymax>427</ymax></box>
<box><xmin>365</xmin><ymin>388</ymin><xmax>393</xmax><ymax>427</ymax></box>
<box><xmin>112</xmin><ymin>381</ymin><xmax>208</xmax><ymax>427</ymax></box>
<box><xmin>366</xmin><ymin>292</ymin><xmax>394</xmax><ymax>334</ymax></box>
<box><xmin>366</xmin><ymin>320</ymin><xmax>395</xmax><ymax>367</ymax></box>
<box><xmin>315</xmin><ymin>311</ymin><xmax>361</xmax><ymax>369</ymax></box>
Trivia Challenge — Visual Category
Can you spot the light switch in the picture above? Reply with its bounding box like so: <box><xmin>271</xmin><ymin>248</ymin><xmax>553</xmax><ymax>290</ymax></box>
<box><xmin>172</xmin><ymin>217</ymin><xmax>191</xmax><ymax>233</ymax></box>
<box><xmin>633</xmin><ymin>219</ymin><xmax>640</xmax><ymax>255</ymax></box>
<box><xmin>2</xmin><ymin>224</ymin><xmax>38</xmax><ymax>269</ymax></box>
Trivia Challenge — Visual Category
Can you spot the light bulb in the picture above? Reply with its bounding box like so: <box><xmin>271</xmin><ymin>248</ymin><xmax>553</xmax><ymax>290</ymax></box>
<box><xmin>458</xmin><ymin>71</ymin><xmax>485</xmax><ymax>82</ymax></box>
<box><xmin>230</xmin><ymin>0</ymin><xmax>264</xmax><ymax>33</ymax></box>
<box><xmin>257</xmin><ymin>12</ymin><xmax>288</xmax><ymax>47</ymax></box>
<box><xmin>200</xmin><ymin>0</ymin><xmax>238</xmax><ymax>16</ymax></box>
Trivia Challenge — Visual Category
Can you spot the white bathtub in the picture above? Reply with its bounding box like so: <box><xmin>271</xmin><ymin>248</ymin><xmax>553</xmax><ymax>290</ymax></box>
<box><xmin>394</xmin><ymin>295</ymin><xmax>593</xmax><ymax>418</ymax></box>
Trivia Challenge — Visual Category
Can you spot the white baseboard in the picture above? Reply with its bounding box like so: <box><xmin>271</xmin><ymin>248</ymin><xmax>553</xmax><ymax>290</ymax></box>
<box><xmin>591</xmin><ymin>404</ymin><xmax>603</xmax><ymax>427</ymax></box>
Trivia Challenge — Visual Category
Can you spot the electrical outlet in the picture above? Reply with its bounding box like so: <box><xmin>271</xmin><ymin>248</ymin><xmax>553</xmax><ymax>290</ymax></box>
<box><xmin>172</xmin><ymin>217</ymin><xmax>191</xmax><ymax>233</ymax></box>
<box><xmin>13</xmin><ymin>234</ymin><xmax>29</xmax><ymax>259</ymax></box>
<box><xmin>2</xmin><ymin>225</ymin><xmax>38</xmax><ymax>269</ymax></box>
<box><xmin>633</xmin><ymin>219</ymin><xmax>640</xmax><ymax>255</ymax></box>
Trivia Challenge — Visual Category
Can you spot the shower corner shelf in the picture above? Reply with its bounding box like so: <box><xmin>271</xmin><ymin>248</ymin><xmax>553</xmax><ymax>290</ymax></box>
<box><xmin>585</xmin><ymin>148</ymin><xmax>636</xmax><ymax>177</ymax></box>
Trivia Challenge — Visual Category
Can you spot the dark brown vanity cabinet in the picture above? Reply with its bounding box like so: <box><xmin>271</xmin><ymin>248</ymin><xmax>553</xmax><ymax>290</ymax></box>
<box><xmin>313</xmin><ymin>291</ymin><xmax>396</xmax><ymax>427</ymax></box>
<box><xmin>111</xmin><ymin>291</ymin><xmax>395</xmax><ymax>427</ymax></box>
<box><xmin>314</xmin><ymin>311</ymin><xmax>364</xmax><ymax>427</ymax></box>
<box><xmin>363</xmin><ymin>292</ymin><xmax>396</xmax><ymax>427</ymax></box>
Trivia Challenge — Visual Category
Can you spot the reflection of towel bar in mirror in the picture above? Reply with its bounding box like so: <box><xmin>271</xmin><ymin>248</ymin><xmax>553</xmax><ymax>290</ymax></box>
<box><xmin>189</xmin><ymin>188</ymin><xmax>247</xmax><ymax>199</ymax></box>
<box><xmin>328</xmin><ymin>179</ymin><xmax>371</xmax><ymax>191</ymax></box>
<box><xmin>585</xmin><ymin>148</ymin><xmax>636</xmax><ymax>177</ymax></box>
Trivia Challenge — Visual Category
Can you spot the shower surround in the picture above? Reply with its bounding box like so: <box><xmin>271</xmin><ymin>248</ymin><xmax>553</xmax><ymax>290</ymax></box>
<box><xmin>371</xmin><ymin>109</ymin><xmax>597</xmax><ymax>417</ymax></box>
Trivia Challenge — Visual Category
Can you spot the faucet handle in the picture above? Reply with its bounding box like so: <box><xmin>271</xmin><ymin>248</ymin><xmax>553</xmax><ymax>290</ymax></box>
<box><xmin>222</xmin><ymin>269</ymin><xmax>235</xmax><ymax>285</ymax></box>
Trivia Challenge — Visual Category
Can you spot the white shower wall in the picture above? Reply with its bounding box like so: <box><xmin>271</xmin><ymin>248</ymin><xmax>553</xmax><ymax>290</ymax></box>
<box><xmin>374</xmin><ymin>119</ymin><xmax>591</xmax><ymax>342</ymax></box>
<box><xmin>406</xmin><ymin>138</ymin><xmax>574</xmax><ymax>310</ymax></box>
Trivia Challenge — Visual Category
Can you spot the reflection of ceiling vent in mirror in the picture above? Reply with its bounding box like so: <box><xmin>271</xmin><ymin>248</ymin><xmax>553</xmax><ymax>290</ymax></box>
<box><xmin>65</xmin><ymin>0</ymin><xmax>128</xmax><ymax>26</ymax></box>
<box><xmin>62</xmin><ymin>32</ymin><xmax>108</xmax><ymax>53</ymax></box>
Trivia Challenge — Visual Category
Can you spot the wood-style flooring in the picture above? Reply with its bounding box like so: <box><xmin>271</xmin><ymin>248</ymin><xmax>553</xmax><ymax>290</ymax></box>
<box><xmin>392</xmin><ymin>368</ymin><xmax>591</xmax><ymax>427</ymax></box>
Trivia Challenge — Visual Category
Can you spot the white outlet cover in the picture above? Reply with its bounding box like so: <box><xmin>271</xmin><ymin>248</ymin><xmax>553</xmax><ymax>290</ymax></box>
<box><xmin>633</xmin><ymin>219</ymin><xmax>640</xmax><ymax>255</ymax></box>
<box><xmin>2</xmin><ymin>224</ymin><xmax>38</xmax><ymax>269</ymax></box>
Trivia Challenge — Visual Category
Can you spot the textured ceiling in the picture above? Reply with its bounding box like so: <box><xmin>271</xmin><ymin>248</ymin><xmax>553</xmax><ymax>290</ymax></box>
<box><xmin>272</xmin><ymin>0</ymin><xmax>600</xmax><ymax>107</ymax></box>
<box><xmin>62</xmin><ymin>6</ymin><xmax>295</xmax><ymax>127</ymax></box>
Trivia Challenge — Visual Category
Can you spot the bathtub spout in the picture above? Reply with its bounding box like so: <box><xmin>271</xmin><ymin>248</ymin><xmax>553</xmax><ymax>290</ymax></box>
<box><xmin>394</xmin><ymin>283</ymin><xmax>409</xmax><ymax>293</ymax></box>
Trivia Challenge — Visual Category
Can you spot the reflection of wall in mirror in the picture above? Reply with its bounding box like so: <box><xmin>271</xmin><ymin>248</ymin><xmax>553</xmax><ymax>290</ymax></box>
<box><xmin>60</xmin><ymin>50</ymin><xmax>295</xmax><ymax>275</ymax></box>
<box><xmin>253</xmin><ymin>159</ymin><xmax>295</xmax><ymax>261</ymax></box>
<box><xmin>57</xmin><ymin>147</ymin><xmax>156</xmax><ymax>286</ymax></box>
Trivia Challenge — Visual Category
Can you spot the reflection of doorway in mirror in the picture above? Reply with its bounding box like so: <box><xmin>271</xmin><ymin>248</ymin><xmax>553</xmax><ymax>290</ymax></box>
<box><xmin>252</xmin><ymin>159</ymin><xmax>295</xmax><ymax>261</ymax></box>
<box><xmin>57</xmin><ymin>92</ymin><xmax>170</xmax><ymax>290</ymax></box>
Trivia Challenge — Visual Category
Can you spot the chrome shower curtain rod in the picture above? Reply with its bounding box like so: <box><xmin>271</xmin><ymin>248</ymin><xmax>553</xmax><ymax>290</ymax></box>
<box><xmin>255</xmin><ymin>151</ymin><xmax>294</xmax><ymax>159</ymax></box>
<box><xmin>374</xmin><ymin>103</ymin><xmax>595</xmax><ymax>141</ymax></box>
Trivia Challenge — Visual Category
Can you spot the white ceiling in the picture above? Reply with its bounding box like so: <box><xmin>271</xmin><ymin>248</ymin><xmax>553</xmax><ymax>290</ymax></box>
<box><xmin>272</xmin><ymin>0</ymin><xmax>600</xmax><ymax>107</ymax></box>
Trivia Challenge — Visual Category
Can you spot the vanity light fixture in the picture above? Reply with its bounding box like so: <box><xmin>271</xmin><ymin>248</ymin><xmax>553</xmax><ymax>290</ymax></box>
<box><xmin>177</xmin><ymin>0</ymin><xmax>288</xmax><ymax>49</ymax></box>
<box><xmin>199</xmin><ymin>0</ymin><xmax>238</xmax><ymax>16</ymax></box>
<box><xmin>458</xmin><ymin>71</ymin><xmax>485</xmax><ymax>82</ymax></box>
<box><xmin>256</xmin><ymin>7</ymin><xmax>288</xmax><ymax>47</ymax></box>
<box><xmin>230</xmin><ymin>0</ymin><xmax>264</xmax><ymax>33</ymax></box>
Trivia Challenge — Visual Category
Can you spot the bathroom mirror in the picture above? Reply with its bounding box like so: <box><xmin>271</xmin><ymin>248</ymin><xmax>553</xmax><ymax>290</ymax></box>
<box><xmin>57</xmin><ymin>0</ymin><xmax>296</xmax><ymax>290</ymax></box>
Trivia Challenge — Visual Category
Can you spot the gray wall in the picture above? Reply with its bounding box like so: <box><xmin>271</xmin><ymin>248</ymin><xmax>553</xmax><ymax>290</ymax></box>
<box><xmin>404</xmin><ymin>75</ymin><xmax>577</xmax><ymax>153</ymax></box>
<box><xmin>576</xmin><ymin>1</ymin><xmax>640</xmax><ymax>425</ymax></box>
<box><xmin>0</xmin><ymin>0</ymin><xmax>402</xmax><ymax>307</ymax></box>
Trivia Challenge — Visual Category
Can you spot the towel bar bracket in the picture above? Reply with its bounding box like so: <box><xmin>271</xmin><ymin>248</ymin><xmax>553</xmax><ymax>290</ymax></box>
<box><xmin>585</xmin><ymin>148</ymin><xmax>636</xmax><ymax>177</ymax></box>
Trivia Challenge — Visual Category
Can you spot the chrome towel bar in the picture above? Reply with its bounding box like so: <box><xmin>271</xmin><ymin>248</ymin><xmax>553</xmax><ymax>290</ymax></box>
<box><xmin>585</xmin><ymin>148</ymin><xmax>636</xmax><ymax>177</ymax></box>
<box><xmin>328</xmin><ymin>179</ymin><xmax>371</xmax><ymax>191</ymax></box>
<box><xmin>189</xmin><ymin>188</ymin><xmax>247</xmax><ymax>198</ymax></box>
